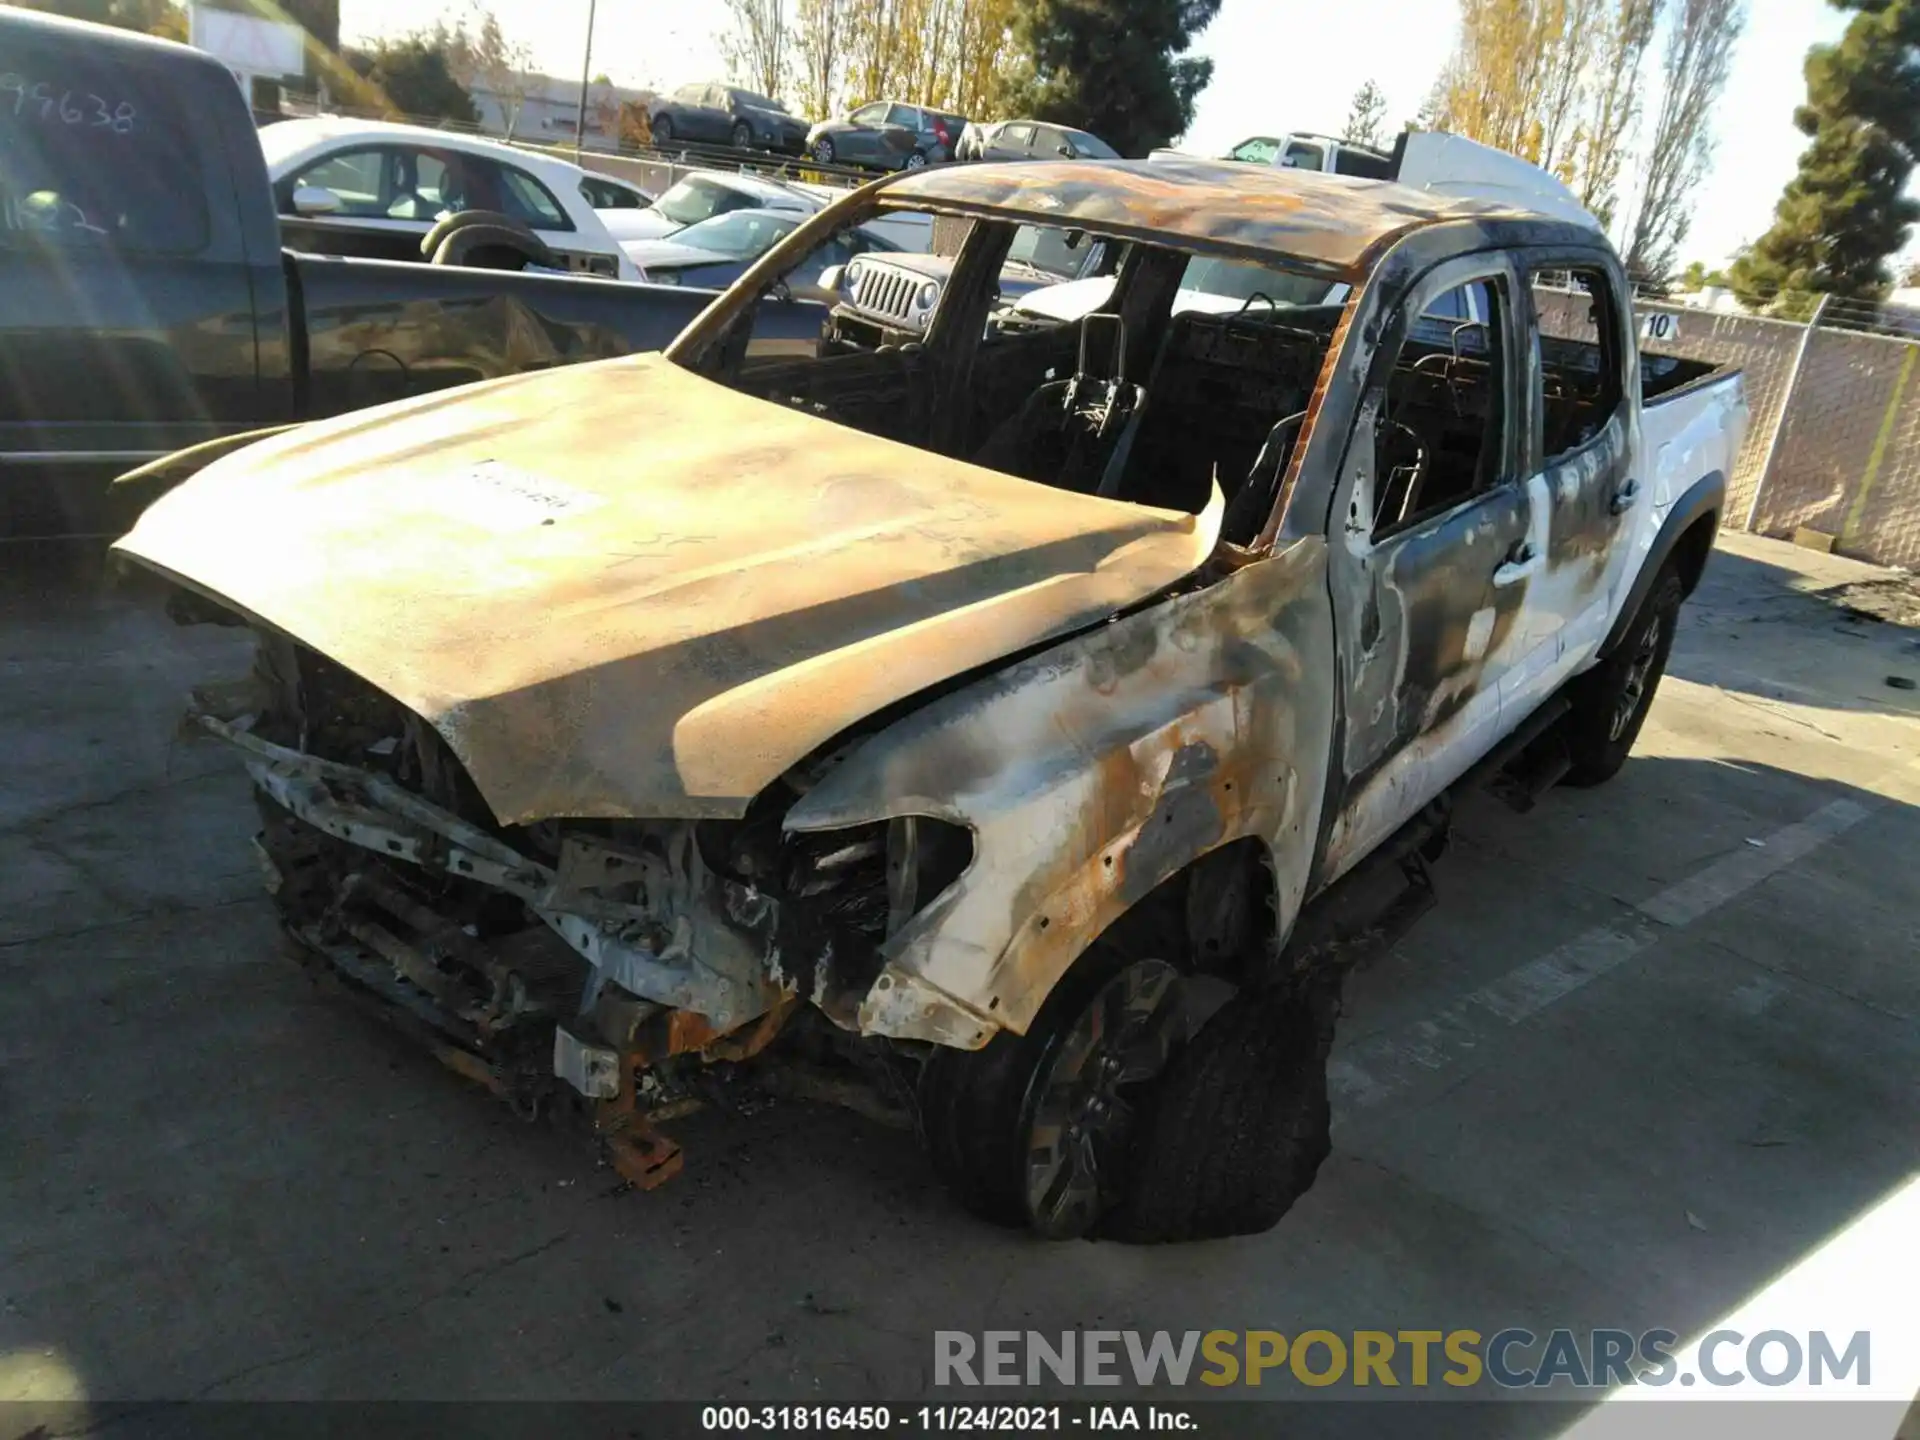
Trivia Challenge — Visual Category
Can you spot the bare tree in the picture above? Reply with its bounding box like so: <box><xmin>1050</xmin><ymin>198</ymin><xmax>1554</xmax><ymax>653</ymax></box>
<box><xmin>1536</xmin><ymin>0</ymin><xmax>1605</xmax><ymax>174</ymax></box>
<box><xmin>443</xmin><ymin>6</ymin><xmax>535</xmax><ymax>138</ymax></box>
<box><xmin>789</xmin><ymin>0</ymin><xmax>845</xmax><ymax>116</ymax></box>
<box><xmin>1343</xmin><ymin>80</ymin><xmax>1389</xmax><ymax>147</ymax></box>
<box><xmin>1624</xmin><ymin>0</ymin><xmax>1744</xmax><ymax>281</ymax></box>
<box><xmin>721</xmin><ymin>0</ymin><xmax>787</xmax><ymax>101</ymax></box>
<box><xmin>1572</xmin><ymin>0</ymin><xmax>1662</xmax><ymax>229</ymax></box>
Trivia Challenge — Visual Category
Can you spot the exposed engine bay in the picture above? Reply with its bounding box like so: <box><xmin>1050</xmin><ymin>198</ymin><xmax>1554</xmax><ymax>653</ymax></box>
<box><xmin>206</xmin><ymin>630</ymin><xmax>973</xmax><ymax>1187</ymax></box>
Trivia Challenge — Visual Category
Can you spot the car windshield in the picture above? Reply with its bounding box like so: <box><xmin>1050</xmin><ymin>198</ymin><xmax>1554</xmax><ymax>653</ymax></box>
<box><xmin>1065</xmin><ymin>130</ymin><xmax>1119</xmax><ymax>159</ymax></box>
<box><xmin>1005</xmin><ymin>225</ymin><xmax>1097</xmax><ymax>279</ymax></box>
<box><xmin>671</xmin><ymin>210</ymin><xmax>798</xmax><ymax>257</ymax></box>
<box><xmin>734</xmin><ymin>90</ymin><xmax>782</xmax><ymax>112</ymax></box>
<box><xmin>654</xmin><ymin>177</ymin><xmax>752</xmax><ymax>227</ymax></box>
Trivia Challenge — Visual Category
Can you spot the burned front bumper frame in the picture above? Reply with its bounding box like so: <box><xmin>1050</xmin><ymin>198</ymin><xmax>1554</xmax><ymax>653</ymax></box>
<box><xmin>200</xmin><ymin>712</ymin><xmax>810</xmax><ymax>1189</ymax></box>
<box><xmin>203</xmin><ymin>712</ymin><xmax>784</xmax><ymax>1032</ymax></box>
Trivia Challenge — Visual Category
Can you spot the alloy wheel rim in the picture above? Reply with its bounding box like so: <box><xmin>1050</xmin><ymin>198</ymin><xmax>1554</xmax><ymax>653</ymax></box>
<box><xmin>1023</xmin><ymin>959</ymin><xmax>1180</xmax><ymax>1238</ymax></box>
<box><xmin>1610</xmin><ymin>611</ymin><xmax>1665</xmax><ymax>742</ymax></box>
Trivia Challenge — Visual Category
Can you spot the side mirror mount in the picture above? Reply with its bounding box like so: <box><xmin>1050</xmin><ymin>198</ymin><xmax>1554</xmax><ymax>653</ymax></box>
<box><xmin>817</xmin><ymin>264</ymin><xmax>846</xmax><ymax>293</ymax></box>
<box><xmin>292</xmin><ymin>185</ymin><xmax>342</xmax><ymax>216</ymax></box>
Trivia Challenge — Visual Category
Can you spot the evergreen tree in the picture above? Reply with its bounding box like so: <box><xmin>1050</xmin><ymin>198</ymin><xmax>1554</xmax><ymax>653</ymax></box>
<box><xmin>342</xmin><ymin>37</ymin><xmax>479</xmax><ymax>124</ymax></box>
<box><xmin>1730</xmin><ymin>0</ymin><xmax>1920</xmax><ymax>306</ymax></box>
<box><xmin>1343</xmin><ymin>80</ymin><xmax>1389</xmax><ymax>148</ymax></box>
<box><xmin>991</xmin><ymin>0</ymin><xmax>1221</xmax><ymax>158</ymax></box>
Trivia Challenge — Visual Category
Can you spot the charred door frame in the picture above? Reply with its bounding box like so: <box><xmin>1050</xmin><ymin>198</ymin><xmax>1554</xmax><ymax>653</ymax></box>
<box><xmin>1514</xmin><ymin>247</ymin><xmax>1642</xmax><ymax>688</ymax></box>
<box><xmin>1279</xmin><ymin>246</ymin><xmax>1534</xmax><ymax>889</ymax></box>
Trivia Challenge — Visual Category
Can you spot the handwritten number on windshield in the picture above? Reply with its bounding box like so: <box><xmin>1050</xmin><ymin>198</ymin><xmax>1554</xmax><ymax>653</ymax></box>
<box><xmin>0</xmin><ymin>74</ymin><xmax>137</xmax><ymax>133</ymax></box>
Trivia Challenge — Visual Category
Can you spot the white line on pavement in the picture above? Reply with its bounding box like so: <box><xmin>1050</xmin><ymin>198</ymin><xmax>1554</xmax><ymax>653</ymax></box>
<box><xmin>1330</xmin><ymin>796</ymin><xmax>1877</xmax><ymax>1110</ymax></box>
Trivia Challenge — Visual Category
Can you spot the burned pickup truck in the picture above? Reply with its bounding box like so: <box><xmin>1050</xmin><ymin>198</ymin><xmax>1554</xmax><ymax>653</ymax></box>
<box><xmin>115</xmin><ymin>158</ymin><xmax>1747</xmax><ymax>1242</ymax></box>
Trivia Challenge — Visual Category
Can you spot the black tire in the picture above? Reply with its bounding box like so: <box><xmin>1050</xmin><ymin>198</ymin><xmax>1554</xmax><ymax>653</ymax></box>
<box><xmin>731</xmin><ymin>120</ymin><xmax>753</xmax><ymax>150</ymax></box>
<box><xmin>652</xmin><ymin>113</ymin><xmax>673</xmax><ymax>144</ymax></box>
<box><xmin>1562</xmin><ymin>566</ymin><xmax>1684</xmax><ymax>787</ymax></box>
<box><xmin>811</xmin><ymin>136</ymin><xmax>835</xmax><ymax>164</ymax></box>
<box><xmin>1102</xmin><ymin>977</ymin><xmax>1338</xmax><ymax>1243</ymax></box>
<box><xmin>903</xmin><ymin>148</ymin><xmax>928</xmax><ymax>171</ymax></box>
<box><xmin>420</xmin><ymin>209</ymin><xmax>550</xmax><ymax>266</ymax></box>
<box><xmin>428</xmin><ymin>221</ymin><xmax>556</xmax><ymax>272</ymax></box>
<box><xmin>918</xmin><ymin>943</ymin><xmax>1181</xmax><ymax>1238</ymax></box>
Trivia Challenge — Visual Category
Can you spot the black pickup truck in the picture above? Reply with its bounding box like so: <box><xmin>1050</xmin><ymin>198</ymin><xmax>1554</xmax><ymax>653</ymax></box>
<box><xmin>0</xmin><ymin>10</ymin><xmax>817</xmax><ymax>536</ymax></box>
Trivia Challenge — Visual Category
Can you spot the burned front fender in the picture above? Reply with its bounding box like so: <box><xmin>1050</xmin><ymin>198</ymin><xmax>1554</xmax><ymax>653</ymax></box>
<box><xmin>785</xmin><ymin>534</ymin><xmax>1338</xmax><ymax>1047</ymax></box>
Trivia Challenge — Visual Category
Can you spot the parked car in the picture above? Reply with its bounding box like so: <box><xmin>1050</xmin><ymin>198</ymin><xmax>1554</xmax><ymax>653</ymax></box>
<box><xmin>599</xmin><ymin>170</ymin><xmax>820</xmax><ymax>244</ymax></box>
<box><xmin>0</xmin><ymin>9</ymin><xmax>821</xmax><ymax>536</ymax></box>
<box><xmin>623</xmin><ymin>208</ymin><xmax>901</xmax><ymax>295</ymax></box>
<box><xmin>956</xmin><ymin>119</ymin><xmax>1120</xmax><ymax>162</ymax></box>
<box><xmin>830</xmin><ymin>224</ymin><xmax>1112</xmax><ymax>342</ymax></box>
<box><xmin>261</xmin><ymin>117</ymin><xmax>642</xmax><ymax>281</ymax></box>
<box><xmin>648</xmin><ymin>82</ymin><xmax>808</xmax><ymax>155</ymax></box>
<box><xmin>579</xmin><ymin>173</ymin><xmax>654</xmax><ymax>211</ymax></box>
<box><xmin>874</xmin><ymin>128</ymin><xmax>1613</xmax><ymax>338</ymax></box>
<box><xmin>119</xmin><ymin>155</ymin><xmax>1747</xmax><ymax>1243</ymax></box>
<box><xmin>806</xmin><ymin>101</ymin><xmax>968</xmax><ymax>170</ymax></box>
<box><xmin>1175</xmin><ymin>129</ymin><xmax>1604</xmax><ymax>231</ymax></box>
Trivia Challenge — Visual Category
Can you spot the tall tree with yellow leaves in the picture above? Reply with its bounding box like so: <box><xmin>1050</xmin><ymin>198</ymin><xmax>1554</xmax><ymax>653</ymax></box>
<box><xmin>1571</xmin><ymin>0</ymin><xmax>1662</xmax><ymax>227</ymax></box>
<box><xmin>782</xmin><ymin>0</ymin><xmax>1019</xmax><ymax>118</ymax></box>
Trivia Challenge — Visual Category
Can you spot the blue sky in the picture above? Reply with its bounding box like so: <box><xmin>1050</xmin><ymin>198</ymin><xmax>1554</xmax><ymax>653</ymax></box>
<box><xmin>339</xmin><ymin>0</ymin><xmax>1883</xmax><ymax>268</ymax></box>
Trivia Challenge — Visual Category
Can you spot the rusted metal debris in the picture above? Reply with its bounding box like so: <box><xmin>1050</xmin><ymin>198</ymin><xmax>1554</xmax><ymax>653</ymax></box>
<box><xmin>880</xmin><ymin>158</ymin><xmax>1529</xmax><ymax>279</ymax></box>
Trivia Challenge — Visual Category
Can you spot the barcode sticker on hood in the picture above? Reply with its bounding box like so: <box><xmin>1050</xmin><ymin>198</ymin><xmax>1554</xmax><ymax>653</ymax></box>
<box><xmin>432</xmin><ymin>460</ymin><xmax>608</xmax><ymax>533</ymax></box>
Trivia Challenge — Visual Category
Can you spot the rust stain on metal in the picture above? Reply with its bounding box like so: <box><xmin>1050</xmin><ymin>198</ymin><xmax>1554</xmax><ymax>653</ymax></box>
<box><xmin>595</xmin><ymin>1071</ymin><xmax>687</xmax><ymax>1190</ymax></box>
<box><xmin>1263</xmin><ymin>289</ymin><xmax>1362</xmax><ymax>550</ymax></box>
<box><xmin>632</xmin><ymin>994</ymin><xmax>796</xmax><ymax>1066</ymax></box>
<box><xmin>116</xmin><ymin>355</ymin><xmax>1220</xmax><ymax>826</ymax></box>
<box><xmin>881</xmin><ymin>158</ymin><xmax>1529</xmax><ymax>279</ymax></box>
<box><xmin>787</xmin><ymin>534</ymin><xmax>1336</xmax><ymax>1042</ymax></box>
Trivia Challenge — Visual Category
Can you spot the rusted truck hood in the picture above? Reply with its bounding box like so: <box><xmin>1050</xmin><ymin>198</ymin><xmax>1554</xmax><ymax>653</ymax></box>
<box><xmin>115</xmin><ymin>354</ymin><xmax>1221</xmax><ymax>823</ymax></box>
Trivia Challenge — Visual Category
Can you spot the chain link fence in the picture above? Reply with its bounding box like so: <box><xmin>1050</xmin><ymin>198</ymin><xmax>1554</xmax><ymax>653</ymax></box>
<box><xmin>1542</xmin><ymin>286</ymin><xmax>1920</xmax><ymax>570</ymax></box>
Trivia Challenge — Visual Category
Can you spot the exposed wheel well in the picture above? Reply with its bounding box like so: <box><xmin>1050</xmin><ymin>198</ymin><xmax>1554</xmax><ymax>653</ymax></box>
<box><xmin>1672</xmin><ymin>511</ymin><xmax>1718</xmax><ymax>595</ymax></box>
<box><xmin>1098</xmin><ymin>837</ymin><xmax>1280</xmax><ymax>986</ymax></box>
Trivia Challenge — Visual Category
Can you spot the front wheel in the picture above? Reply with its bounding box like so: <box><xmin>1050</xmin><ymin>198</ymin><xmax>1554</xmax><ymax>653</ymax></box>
<box><xmin>1561</xmin><ymin>566</ymin><xmax>1684</xmax><ymax>786</ymax></box>
<box><xmin>918</xmin><ymin>947</ymin><xmax>1184</xmax><ymax>1239</ymax></box>
<box><xmin>811</xmin><ymin>136</ymin><xmax>835</xmax><ymax>164</ymax></box>
<box><xmin>652</xmin><ymin>114</ymin><xmax>673</xmax><ymax>144</ymax></box>
<box><xmin>918</xmin><ymin>946</ymin><xmax>1341</xmax><ymax>1242</ymax></box>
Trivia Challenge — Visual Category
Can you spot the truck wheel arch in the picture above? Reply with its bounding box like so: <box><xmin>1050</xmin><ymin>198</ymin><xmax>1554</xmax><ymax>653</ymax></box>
<box><xmin>864</xmin><ymin>826</ymin><xmax>1301</xmax><ymax>1050</ymax></box>
<box><xmin>1599</xmin><ymin>469</ymin><xmax>1723</xmax><ymax>658</ymax></box>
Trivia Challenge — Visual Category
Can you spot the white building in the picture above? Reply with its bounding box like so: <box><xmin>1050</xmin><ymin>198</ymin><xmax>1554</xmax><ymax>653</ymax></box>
<box><xmin>469</xmin><ymin>73</ymin><xmax>657</xmax><ymax>153</ymax></box>
<box><xmin>187</xmin><ymin>2</ymin><xmax>307</xmax><ymax>111</ymax></box>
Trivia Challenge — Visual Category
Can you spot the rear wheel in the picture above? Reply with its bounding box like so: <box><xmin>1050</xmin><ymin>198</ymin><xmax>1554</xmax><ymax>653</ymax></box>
<box><xmin>731</xmin><ymin>120</ymin><xmax>752</xmax><ymax>149</ymax></box>
<box><xmin>652</xmin><ymin>114</ymin><xmax>674</xmax><ymax>144</ymax></box>
<box><xmin>903</xmin><ymin>148</ymin><xmax>928</xmax><ymax>170</ymax></box>
<box><xmin>1562</xmin><ymin>566</ymin><xmax>1684</xmax><ymax>787</ymax></box>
